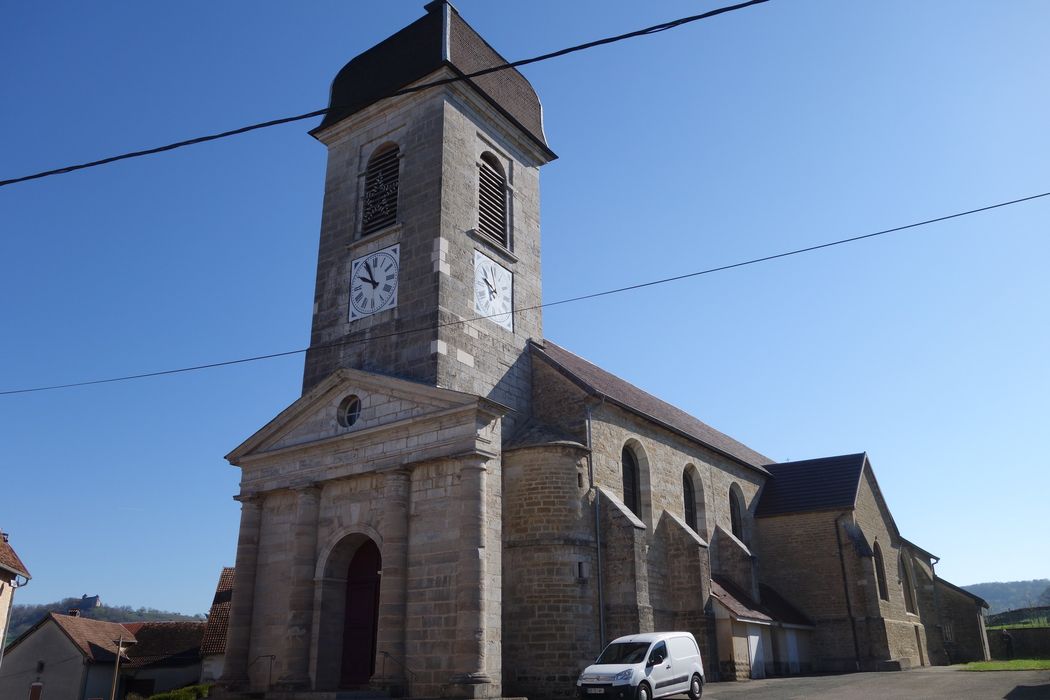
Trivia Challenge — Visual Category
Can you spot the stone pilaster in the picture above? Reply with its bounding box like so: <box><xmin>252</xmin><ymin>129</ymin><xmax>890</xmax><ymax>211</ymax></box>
<box><xmin>448</xmin><ymin>457</ymin><xmax>497</xmax><ymax>698</ymax></box>
<box><xmin>277</xmin><ymin>484</ymin><xmax>321</xmax><ymax>688</ymax></box>
<box><xmin>376</xmin><ymin>469</ymin><xmax>411</xmax><ymax>690</ymax></box>
<box><xmin>220</xmin><ymin>493</ymin><xmax>263</xmax><ymax>689</ymax></box>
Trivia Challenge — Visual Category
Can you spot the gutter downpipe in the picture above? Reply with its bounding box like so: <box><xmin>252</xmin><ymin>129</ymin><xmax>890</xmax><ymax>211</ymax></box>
<box><xmin>929</xmin><ymin>553</ymin><xmax>948</xmax><ymax>664</ymax></box>
<box><xmin>0</xmin><ymin>574</ymin><xmax>28</xmax><ymax>672</ymax></box>
<box><xmin>586</xmin><ymin>400</ymin><xmax>606</xmax><ymax>648</ymax></box>
<box><xmin>835</xmin><ymin>513</ymin><xmax>862</xmax><ymax>671</ymax></box>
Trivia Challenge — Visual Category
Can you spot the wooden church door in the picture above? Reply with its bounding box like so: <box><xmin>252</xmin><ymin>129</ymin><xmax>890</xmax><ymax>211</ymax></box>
<box><xmin>340</xmin><ymin>539</ymin><xmax>382</xmax><ymax>687</ymax></box>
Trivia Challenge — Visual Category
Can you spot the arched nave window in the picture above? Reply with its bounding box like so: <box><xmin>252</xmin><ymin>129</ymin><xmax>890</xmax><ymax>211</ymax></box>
<box><xmin>622</xmin><ymin>446</ymin><xmax>641</xmax><ymax>518</ymax></box>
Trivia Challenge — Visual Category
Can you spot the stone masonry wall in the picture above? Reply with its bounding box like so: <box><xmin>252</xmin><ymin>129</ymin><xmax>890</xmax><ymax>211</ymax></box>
<box><xmin>588</xmin><ymin>402</ymin><xmax>764</xmax><ymax>546</ymax></box>
<box><xmin>655</xmin><ymin>512</ymin><xmax>713</xmax><ymax>667</ymax></box>
<box><xmin>303</xmin><ymin>88</ymin><xmax>447</xmax><ymax>393</ymax></box>
<box><xmin>937</xmin><ymin>582</ymin><xmax>991</xmax><ymax>663</ymax></box>
<box><xmin>502</xmin><ymin>444</ymin><xmax>594</xmax><ymax>700</ymax></box>
<box><xmin>852</xmin><ymin>467</ymin><xmax>925</xmax><ymax>668</ymax></box>
<box><xmin>711</xmin><ymin>526</ymin><xmax>756</xmax><ymax>599</ymax></box>
<box><xmin>753</xmin><ymin>511</ymin><xmax>861</xmax><ymax>671</ymax></box>
<box><xmin>911</xmin><ymin>555</ymin><xmax>948</xmax><ymax>665</ymax></box>
<box><xmin>600</xmin><ymin>490</ymin><xmax>652</xmax><ymax>641</ymax></box>
<box><xmin>247</xmin><ymin>490</ymin><xmax>296</xmax><ymax>689</ymax></box>
<box><xmin>434</xmin><ymin>88</ymin><xmax>548</xmax><ymax>439</ymax></box>
<box><xmin>530</xmin><ymin>353</ymin><xmax>589</xmax><ymax>444</ymax></box>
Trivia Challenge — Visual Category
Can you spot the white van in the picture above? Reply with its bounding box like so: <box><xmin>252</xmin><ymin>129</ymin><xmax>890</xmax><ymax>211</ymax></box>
<box><xmin>577</xmin><ymin>631</ymin><xmax>704</xmax><ymax>700</ymax></box>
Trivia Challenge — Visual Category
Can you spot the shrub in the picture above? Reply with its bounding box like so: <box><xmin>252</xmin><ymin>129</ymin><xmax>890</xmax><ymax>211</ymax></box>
<box><xmin>146</xmin><ymin>684</ymin><xmax>211</xmax><ymax>700</ymax></box>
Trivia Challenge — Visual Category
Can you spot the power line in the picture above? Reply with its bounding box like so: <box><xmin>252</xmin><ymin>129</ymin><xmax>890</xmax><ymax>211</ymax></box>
<box><xmin>0</xmin><ymin>0</ymin><xmax>770</xmax><ymax>189</ymax></box>
<box><xmin>2</xmin><ymin>189</ymin><xmax>1046</xmax><ymax>397</ymax></box>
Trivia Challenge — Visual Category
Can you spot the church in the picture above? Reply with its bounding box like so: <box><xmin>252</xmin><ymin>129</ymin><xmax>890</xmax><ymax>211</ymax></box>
<box><xmin>217</xmin><ymin>3</ymin><xmax>989</xmax><ymax>698</ymax></box>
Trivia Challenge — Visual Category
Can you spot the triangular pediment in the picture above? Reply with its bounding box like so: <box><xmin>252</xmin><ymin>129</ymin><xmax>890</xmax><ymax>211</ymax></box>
<box><xmin>226</xmin><ymin>368</ymin><xmax>502</xmax><ymax>464</ymax></box>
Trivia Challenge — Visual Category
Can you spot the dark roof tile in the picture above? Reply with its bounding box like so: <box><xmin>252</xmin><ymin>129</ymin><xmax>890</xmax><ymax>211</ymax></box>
<box><xmin>50</xmin><ymin>614</ymin><xmax>136</xmax><ymax>662</ymax></box>
<box><xmin>755</xmin><ymin>453</ymin><xmax>867</xmax><ymax>517</ymax></box>
<box><xmin>531</xmin><ymin>340</ymin><xmax>772</xmax><ymax>473</ymax></box>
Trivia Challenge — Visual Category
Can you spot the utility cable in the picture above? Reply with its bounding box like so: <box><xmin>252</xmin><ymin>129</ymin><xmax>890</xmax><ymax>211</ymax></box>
<box><xmin>1</xmin><ymin>189</ymin><xmax>1045</xmax><ymax>397</ymax></box>
<box><xmin>0</xmin><ymin>0</ymin><xmax>770</xmax><ymax>189</ymax></box>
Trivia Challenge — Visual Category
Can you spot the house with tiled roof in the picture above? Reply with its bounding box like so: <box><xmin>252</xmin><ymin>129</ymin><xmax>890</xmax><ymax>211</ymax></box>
<box><xmin>0</xmin><ymin>531</ymin><xmax>30</xmax><ymax>670</ymax></box>
<box><xmin>0</xmin><ymin>613</ymin><xmax>204</xmax><ymax>700</ymax></box>
<box><xmin>121</xmin><ymin>621</ymin><xmax>206</xmax><ymax>697</ymax></box>
<box><xmin>215</xmin><ymin>3</ymin><xmax>988</xmax><ymax>697</ymax></box>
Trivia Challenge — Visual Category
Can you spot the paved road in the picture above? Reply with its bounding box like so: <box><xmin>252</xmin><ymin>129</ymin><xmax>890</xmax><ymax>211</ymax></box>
<box><xmin>696</xmin><ymin>666</ymin><xmax>1050</xmax><ymax>699</ymax></box>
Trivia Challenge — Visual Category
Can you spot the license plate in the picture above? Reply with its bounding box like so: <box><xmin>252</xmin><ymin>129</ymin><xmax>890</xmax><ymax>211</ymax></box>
<box><xmin>586</xmin><ymin>689</ymin><xmax>604</xmax><ymax>695</ymax></box>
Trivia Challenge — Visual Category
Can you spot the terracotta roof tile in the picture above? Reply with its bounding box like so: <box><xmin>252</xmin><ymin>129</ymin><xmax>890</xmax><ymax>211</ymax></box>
<box><xmin>710</xmin><ymin>577</ymin><xmax>772</xmax><ymax>624</ymax></box>
<box><xmin>122</xmin><ymin>621</ymin><xmax>205</xmax><ymax>668</ymax></box>
<box><xmin>200</xmin><ymin>567</ymin><xmax>234</xmax><ymax>656</ymax></box>
<box><xmin>532</xmin><ymin>340</ymin><xmax>772</xmax><ymax>473</ymax></box>
<box><xmin>50</xmin><ymin>614</ymin><xmax>136</xmax><ymax>662</ymax></box>
<box><xmin>0</xmin><ymin>534</ymin><xmax>30</xmax><ymax>579</ymax></box>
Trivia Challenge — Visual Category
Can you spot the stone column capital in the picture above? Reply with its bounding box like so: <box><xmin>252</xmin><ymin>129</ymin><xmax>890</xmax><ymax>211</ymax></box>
<box><xmin>292</xmin><ymin>482</ymin><xmax>322</xmax><ymax>499</ymax></box>
<box><xmin>234</xmin><ymin>492</ymin><xmax>263</xmax><ymax>506</ymax></box>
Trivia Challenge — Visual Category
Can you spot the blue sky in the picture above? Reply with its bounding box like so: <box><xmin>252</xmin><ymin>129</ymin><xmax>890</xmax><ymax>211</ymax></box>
<box><xmin>2</xmin><ymin>1</ymin><xmax>1047</xmax><ymax>615</ymax></box>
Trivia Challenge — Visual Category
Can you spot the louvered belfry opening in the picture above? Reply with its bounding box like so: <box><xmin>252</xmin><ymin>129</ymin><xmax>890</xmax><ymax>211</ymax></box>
<box><xmin>361</xmin><ymin>144</ymin><xmax>400</xmax><ymax>235</ymax></box>
<box><xmin>478</xmin><ymin>152</ymin><xmax>507</xmax><ymax>246</ymax></box>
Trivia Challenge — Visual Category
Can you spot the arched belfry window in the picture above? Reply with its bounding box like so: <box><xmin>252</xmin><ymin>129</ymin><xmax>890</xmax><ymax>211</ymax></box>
<box><xmin>683</xmin><ymin>470</ymin><xmax>698</xmax><ymax>532</ymax></box>
<box><xmin>873</xmin><ymin>541</ymin><xmax>889</xmax><ymax>601</ymax></box>
<box><xmin>361</xmin><ymin>144</ymin><xmax>400</xmax><ymax>235</ymax></box>
<box><xmin>478</xmin><ymin>152</ymin><xmax>508</xmax><ymax>246</ymax></box>
<box><xmin>729</xmin><ymin>483</ymin><xmax>745</xmax><ymax>542</ymax></box>
<box><xmin>622</xmin><ymin>446</ymin><xmax>641</xmax><ymax>518</ymax></box>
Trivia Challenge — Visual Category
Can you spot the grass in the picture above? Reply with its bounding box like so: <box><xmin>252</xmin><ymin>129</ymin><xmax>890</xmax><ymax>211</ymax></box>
<box><xmin>987</xmin><ymin>619</ymin><xmax>1049</xmax><ymax>630</ymax></box>
<box><xmin>961</xmin><ymin>659</ymin><xmax>1050</xmax><ymax>671</ymax></box>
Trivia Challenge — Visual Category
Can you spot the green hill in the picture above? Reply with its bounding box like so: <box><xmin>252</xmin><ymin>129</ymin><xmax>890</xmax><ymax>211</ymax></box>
<box><xmin>962</xmin><ymin>579</ymin><xmax>1050</xmax><ymax>615</ymax></box>
<box><xmin>5</xmin><ymin>596</ymin><xmax>204</xmax><ymax>645</ymax></box>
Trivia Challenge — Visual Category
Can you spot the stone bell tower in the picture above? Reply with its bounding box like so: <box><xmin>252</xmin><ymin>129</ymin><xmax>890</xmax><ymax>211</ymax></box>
<box><xmin>302</xmin><ymin>0</ymin><xmax>556</xmax><ymax>434</ymax></box>
<box><xmin>220</xmin><ymin>4</ymin><xmax>556</xmax><ymax>698</ymax></box>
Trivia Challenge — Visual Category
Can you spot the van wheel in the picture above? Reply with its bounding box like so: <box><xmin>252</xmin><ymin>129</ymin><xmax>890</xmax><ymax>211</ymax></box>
<box><xmin>636</xmin><ymin>681</ymin><xmax>652</xmax><ymax>700</ymax></box>
<box><xmin>688</xmin><ymin>673</ymin><xmax>703</xmax><ymax>699</ymax></box>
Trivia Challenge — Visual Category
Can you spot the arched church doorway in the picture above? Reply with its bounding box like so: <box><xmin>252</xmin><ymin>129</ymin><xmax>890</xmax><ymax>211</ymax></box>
<box><xmin>341</xmin><ymin>538</ymin><xmax>382</xmax><ymax>687</ymax></box>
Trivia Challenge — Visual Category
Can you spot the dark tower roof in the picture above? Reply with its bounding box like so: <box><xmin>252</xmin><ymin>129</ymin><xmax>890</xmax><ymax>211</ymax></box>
<box><xmin>313</xmin><ymin>1</ymin><xmax>555</xmax><ymax>159</ymax></box>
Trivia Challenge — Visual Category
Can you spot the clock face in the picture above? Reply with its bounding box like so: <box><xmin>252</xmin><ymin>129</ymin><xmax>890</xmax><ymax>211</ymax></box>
<box><xmin>474</xmin><ymin>250</ymin><xmax>513</xmax><ymax>331</ymax></box>
<box><xmin>349</xmin><ymin>244</ymin><xmax>399</xmax><ymax>321</ymax></box>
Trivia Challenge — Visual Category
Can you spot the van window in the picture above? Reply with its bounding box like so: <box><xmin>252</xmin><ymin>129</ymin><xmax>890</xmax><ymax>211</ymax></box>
<box><xmin>649</xmin><ymin>642</ymin><xmax>667</xmax><ymax>665</ymax></box>
<box><xmin>596</xmin><ymin>642</ymin><xmax>649</xmax><ymax>665</ymax></box>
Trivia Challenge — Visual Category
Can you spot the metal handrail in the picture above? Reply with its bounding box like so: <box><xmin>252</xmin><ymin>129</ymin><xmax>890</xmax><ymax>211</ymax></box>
<box><xmin>379</xmin><ymin>650</ymin><xmax>416</xmax><ymax>696</ymax></box>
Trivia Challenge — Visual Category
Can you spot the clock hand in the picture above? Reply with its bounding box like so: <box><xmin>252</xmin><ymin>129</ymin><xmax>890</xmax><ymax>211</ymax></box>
<box><xmin>362</xmin><ymin>261</ymin><xmax>379</xmax><ymax>288</ymax></box>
